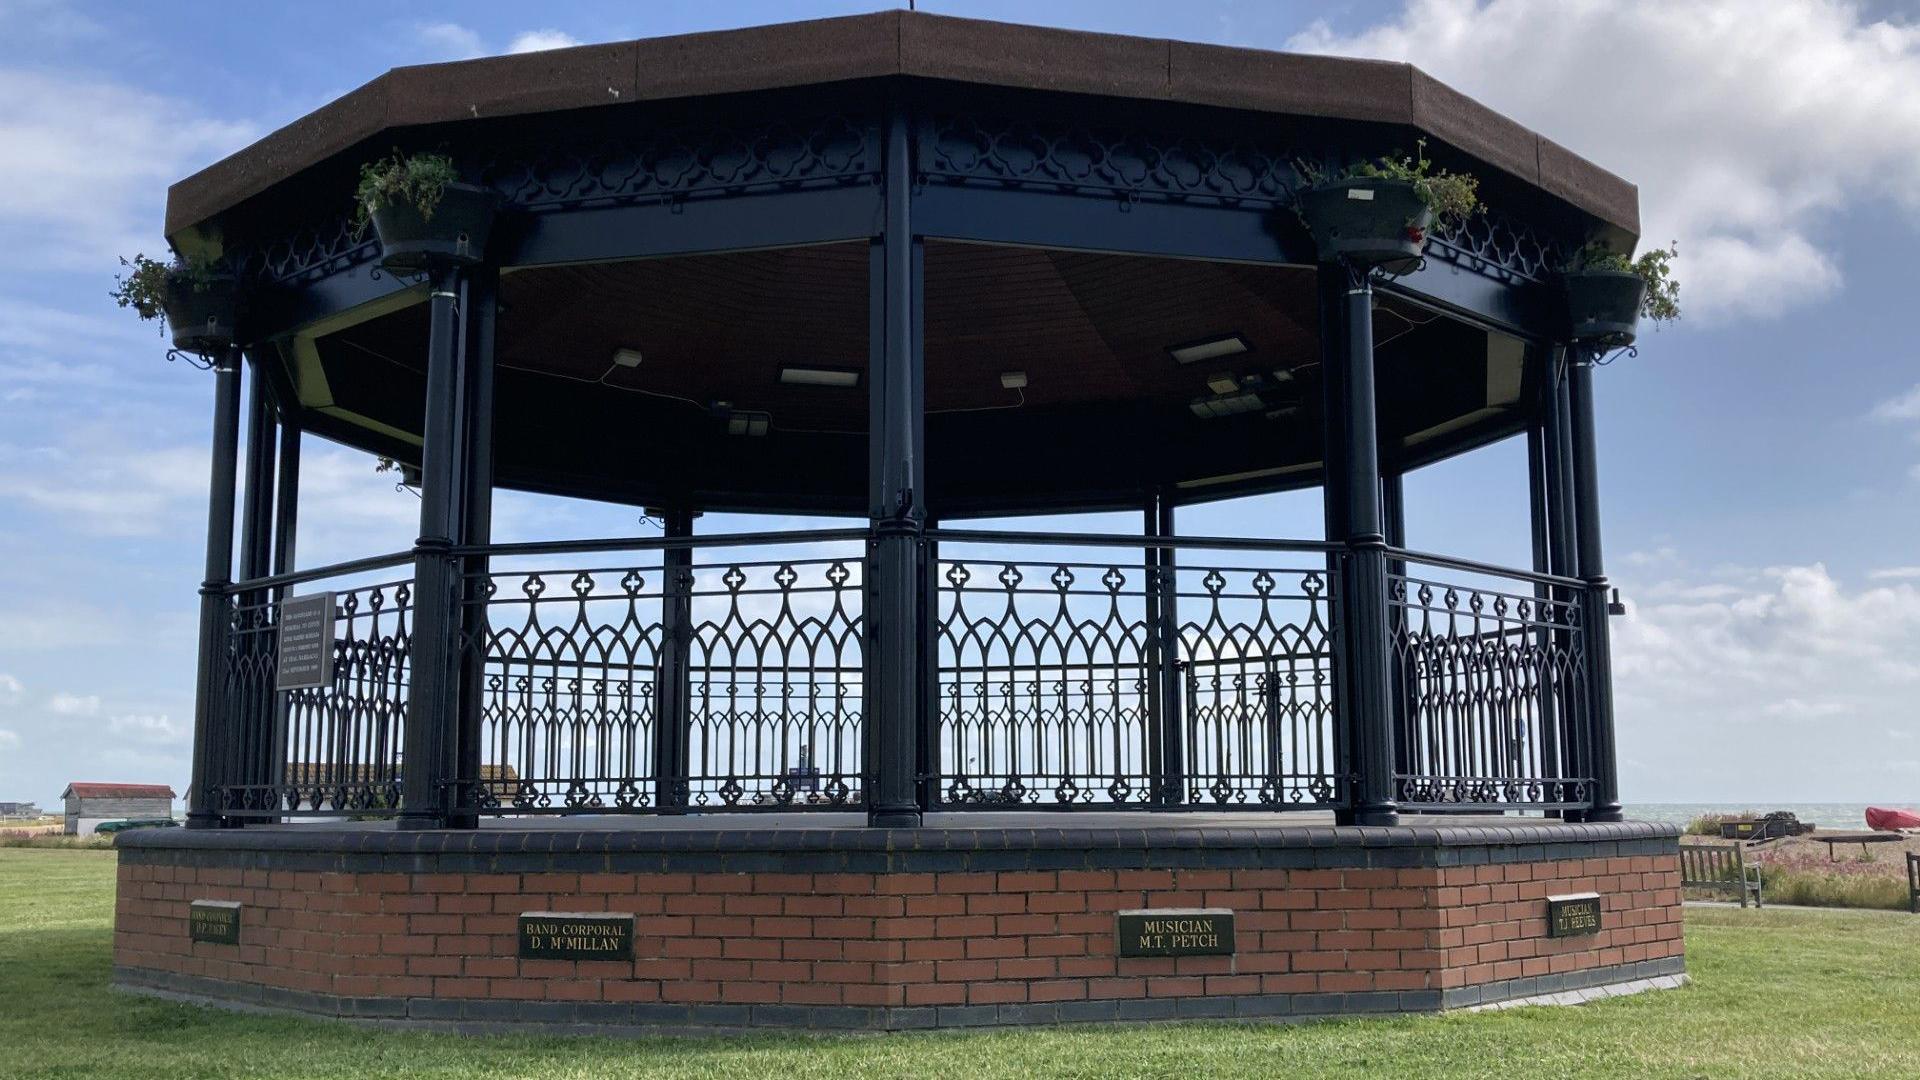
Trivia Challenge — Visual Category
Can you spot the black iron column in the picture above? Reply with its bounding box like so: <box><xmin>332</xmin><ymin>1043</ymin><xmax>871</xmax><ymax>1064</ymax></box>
<box><xmin>1144</xmin><ymin>493</ymin><xmax>1183</xmax><ymax>805</ymax></box>
<box><xmin>232</xmin><ymin>362</ymin><xmax>278</xmax><ymax>816</ymax></box>
<box><xmin>1319</xmin><ymin>262</ymin><xmax>1398</xmax><ymax>826</ymax></box>
<box><xmin>1542</xmin><ymin>348</ymin><xmax>1583</xmax><ymax>818</ymax></box>
<box><xmin>450</xmin><ymin>265</ymin><xmax>496</xmax><ymax>829</ymax></box>
<box><xmin>1526</xmin><ymin>418</ymin><xmax>1562</xmax><ymax>813</ymax></box>
<box><xmin>1381</xmin><ymin>470</ymin><xmax>1411</xmax><ymax>795</ymax></box>
<box><xmin>187</xmin><ymin>349</ymin><xmax>244</xmax><ymax>829</ymax></box>
<box><xmin>655</xmin><ymin>508</ymin><xmax>695</xmax><ymax>811</ymax></box>
<box><xmin>866</xmin><ymin>101</ymin><xmax>927</xmax><ymax>827</ymax></box>
<box><xmin>399</xmin><ymin>266</ymin><xmax>469</xmax><ymax>830</ymax></box>
<box><xmin>1567</xmin><ymin>346</ymin><xmax>1623</xmax><ymax>822</ymax></box>
<box><xmin>267</xmin><ymin>405</ymin><xmax>301</xmax><ymax>819</ymax></box>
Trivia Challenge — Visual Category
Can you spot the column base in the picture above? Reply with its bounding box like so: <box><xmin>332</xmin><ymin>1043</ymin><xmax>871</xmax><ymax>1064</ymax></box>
<box><xmin>867</xmin><ymin>807</ymin><xmax>923</xmax><ymax>828</ymax></box>
<box><xmin>1584</xmin><ymin>803</ymin><xmax>1625</xmax><ymax>823</ymax></box>
<box><xmin>395</xmin><ymin>812</ymin><xmax>446</xmax><ymax>831</ymax></box>
<box><xmin>1353</xmin><ymin>804</ymin><xmax>1399</xmax><ymax>827</ymax></box>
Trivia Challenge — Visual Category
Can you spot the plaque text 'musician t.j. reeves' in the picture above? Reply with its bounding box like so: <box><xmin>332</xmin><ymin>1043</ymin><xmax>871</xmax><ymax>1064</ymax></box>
<box><xmin>1116</xmin><ymin>908</ymin><xmax>1236</xmax><ymax>957</ymax></box>
<box><xmin>1546</xmin><ymin>892</ymin><xmax>1603</xmax><ymax>938</ymax></box>
<box><xmin>517</xmin><ymin>912</ymin><xmax>635</xmax><ymax>960</ymax></box>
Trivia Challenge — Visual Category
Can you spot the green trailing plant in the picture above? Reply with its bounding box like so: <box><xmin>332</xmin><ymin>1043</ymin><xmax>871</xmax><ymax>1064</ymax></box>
<box><xmin>353</xmin><ymin>150</ymin><xmax>460</xmax><ymax>231</ymax></box>
<box><xmin>1574</xmin><ymin>242</ymin><xmax>1681</xmax><ymax>324</ymax></box>
<box><xmin>110</xmin><ymin>253</ymin><xmax>215</xmax><ymax>326</ymax></box>
<box><xmin>1300</xmin><ymin>138</ymin><xmax>1481</xmax><ymax>234</ymax></box>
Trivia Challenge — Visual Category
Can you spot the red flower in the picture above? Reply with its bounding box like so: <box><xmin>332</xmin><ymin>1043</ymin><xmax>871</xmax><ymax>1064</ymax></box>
<box><xmin>1406</xmin><ymin>225</ymin><xmax>1426</xmax><ymax>244</ymax></box>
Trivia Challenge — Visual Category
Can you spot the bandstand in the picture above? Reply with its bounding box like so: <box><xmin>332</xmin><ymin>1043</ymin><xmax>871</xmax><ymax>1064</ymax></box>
<box><xmin>114</xmin><ymin>12</ymin><xmax>1684</xmax><ymax>1032</ymax></box>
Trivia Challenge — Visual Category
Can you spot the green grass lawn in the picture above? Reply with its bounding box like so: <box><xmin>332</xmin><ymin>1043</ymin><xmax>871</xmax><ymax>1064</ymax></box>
<box><xmin>5</xmin><ymin>849</ymin><xmax>1920</xmax><ymax>1079</ymax></box>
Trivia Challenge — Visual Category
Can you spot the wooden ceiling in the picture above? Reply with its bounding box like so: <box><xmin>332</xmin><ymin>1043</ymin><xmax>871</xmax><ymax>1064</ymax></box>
<box><xmin>304</xmin><ymin>241</ymin><xmax>1522</xmax><ymax>514</ymax></box>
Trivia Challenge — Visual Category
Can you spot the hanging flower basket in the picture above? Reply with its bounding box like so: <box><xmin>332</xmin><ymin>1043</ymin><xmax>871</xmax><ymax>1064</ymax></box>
<box><xmin>1562</xmin><ymin>268</ymin><xmax>1647</xmax><ymax>347</ymax></box>
<box><xmin>367</xmin><ymin>181</ymin><xmax>501</xmax><ymax>271</ymax></box>
<box><xmin>1297</xmin><ymin>177</ymin><xmax>1433</xmax><ymax>275</ymax></box>
<box><xmin>162</xmin><ymin>272</ymin><xmax>238</xmax><ymax>354</ymax></box>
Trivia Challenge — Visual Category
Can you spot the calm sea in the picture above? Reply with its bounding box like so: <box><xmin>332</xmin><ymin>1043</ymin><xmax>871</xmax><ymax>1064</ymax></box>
<box><xmin>1625</xmin><ymin>803</ymin><xmax>1910</xmax><ymax>830</ymax></box>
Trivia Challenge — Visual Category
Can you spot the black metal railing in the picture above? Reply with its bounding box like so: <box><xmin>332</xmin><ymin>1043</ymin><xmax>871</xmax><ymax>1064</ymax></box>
<box><xmin>929</xmin><ymin>531</ymin><xmax>1343</xmax><ymax>810</ymax></box>
<box><xmin>446</xmin><ymin>536</ymin><xmax>866</xmax><ymax>814</ymax></box>
<box><xmin>197</xmin><ymin>529</ymin><xmax>1600</xmax><ymax>822</ymax></box>
<box><xmin>208</xmin><ymin>552</ymin><xmax>416</xmax><ymax>818</ymax></box>
<box><xmin>1387</xmin><ymin>550</ymin><xmax>1592</xmax><ymax>810</ymax></box>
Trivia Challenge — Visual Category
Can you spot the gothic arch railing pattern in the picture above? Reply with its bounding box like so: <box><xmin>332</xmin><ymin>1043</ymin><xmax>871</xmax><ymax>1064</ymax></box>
<box><xmin>197</xmin><ymin>535</ymin><xmax>1602</xmax><ymax>822</ymax></box>
<box><xmin>932</xmin><ymin>549</ymin><xmax>1340</xmax><ymax>809</ymax></box>
<box><xmin>1178</xmin><ymin>565</ymin><xmax>1340</xmax><ymax>808</ymax></box>
<box><xmin>1389</xmin><ymin>560</ymin><xmax>1591</xmax><ymax>808</ymax></box>
<box><xmin>212</xmin><ymin>579</ymin><xmax>413</xmax><ymax>817</ymax></box>
<box><xmin>448</xmin><ymin>555</ymin><xmax>864</xmax><ymax>814</ymax></box>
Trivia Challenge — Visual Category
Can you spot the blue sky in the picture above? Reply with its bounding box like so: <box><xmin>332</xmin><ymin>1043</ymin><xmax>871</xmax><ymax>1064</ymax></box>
<box><xmin>2</xmin><ymin>0</ymin><xmax>1919</xmax><ymax>809</ymax></box>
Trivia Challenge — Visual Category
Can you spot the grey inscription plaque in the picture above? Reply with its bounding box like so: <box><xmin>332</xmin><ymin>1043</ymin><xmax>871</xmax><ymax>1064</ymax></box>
<box><xmin>1547</xmin><ymin>892</ymin><xmax>1603</xmax><ymax>938</ymax></box>
<box><xmin>189</xmin><ymin>900</ymin><xmax>242</xmax><ymax>945</ymax></box>
<box><xmin>1116</xmin><ymin>907</ymin><xmax>1235</xmax><ymax>957</ymax></box>
<box><xmin>275</xmin><ymin>592</ymin><xmax>336</xmax><ymax>691</ymax></box>
<box><xmin>518</xmin><ymin>912</ymin><xmax>635</xmax><ymax>961</ymax></box>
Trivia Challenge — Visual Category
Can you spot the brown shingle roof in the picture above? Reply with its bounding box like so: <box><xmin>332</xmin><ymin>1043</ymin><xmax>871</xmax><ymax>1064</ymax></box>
<box><xmin>61</xmin><ymin>783</ymin><xmax>176</xmax><ymax>800</ymax></box>
<box><xmin>165</xmin><ymin>11</ymin><xmax>1636</xmax><ymax>239</ymax></box>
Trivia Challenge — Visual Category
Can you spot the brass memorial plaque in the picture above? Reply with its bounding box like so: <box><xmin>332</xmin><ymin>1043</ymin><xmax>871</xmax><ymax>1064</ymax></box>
<box><xmin>1546</xmin><ymin>892</ymin><xmax>1602</xmax><ymax>938</ymax></box>
<box><xmin>1115</xmin><ymin>908</ymin><xmax>1236</xmax><ymax>957</ymax></box>
<box><xmin>518</xmin><ymin>912</ymin><xmax>636</xmax><ymax>960</ymax></box>
<box><xmin>189</xmin><ymin>900</ymin><xmax>242</xmax><ymax>945</ymax></box>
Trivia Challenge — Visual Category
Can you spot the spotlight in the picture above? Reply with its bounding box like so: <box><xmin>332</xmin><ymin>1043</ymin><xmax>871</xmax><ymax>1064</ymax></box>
<box><xmin>1168</xmin><ymin>333</ymin><xmax>1250</xmax><ymax>365</ymax></box>
<box><xmin>778</xmin><ymin>367</ymin><xmax>860</xmax><ymax>388</ymax></box>
<box><xmin>1188</xmin><ymin>391</ymin><xmax>1264</xmax><ymax>419</ymax></box>
<box><xmin>999</xmin><ymin>371</ymin><xmax>1028</xmax><ymax>390</ymax></box>
<box><xmin>611</xmin><ymin>347</ymin><xmax>644</xmax><ymax>368</ymax></box>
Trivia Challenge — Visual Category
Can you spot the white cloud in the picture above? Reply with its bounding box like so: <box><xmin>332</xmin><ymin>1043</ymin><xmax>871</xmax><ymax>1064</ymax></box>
<box><xmin>414</xmin><ymin>23</ymin><xmax>581</xmax><ymax>61</ymax></box>
<box><xmin>48</xmin><ymin>692</ymin><xmax>100</xmax><ymax>717</ymax></box>
<box><xmin>0</xmin><ymin>440</ymin><xmax>210</xmax><ymax>537</ymax></box>
<box><xmin>508</xmin><ymin>29</ymin><xmax>582</xmax><ymax>54</ymax></box>
<box><xmin>1287</xmin><ymin>0</ymin><xmax>1920</xmax><ymax>321</ymax></box>
<box><xmin>108</xmin><ymin>713</ymin><xmax>182</xmax><ymax>744</ymax></box>
<box><xmin>0</xmin><ymin>729</ymin><xmax>17</xmax><ymax>750</ymax></box>
<box><xmin>1614</xmin><ymin>558</ymin><xmax>1920</xmax><ymax>798</ymax></box>
<box><xmin>0</xmin><ymin>70</ymin><xmax>253</xmax><ymax>269</ymax></box>
<box><xmin>415</xmin><ymin>21</ymin><xmax>485</xmax><ymax>61</ymax></box>
<box><xmin>1871</xmin><ymin>567</ymin><xmax>1920</xmax><ymax>581</ymax></box>
<box><xmin>1874</xmin><ymin>384</ymin><xmax>1920</xmax><ymax>423</ymax></box>
<box><xmin>0</xmin><ymin>673</ymin><xmax>20</xmax><ymax>703</ymax></box>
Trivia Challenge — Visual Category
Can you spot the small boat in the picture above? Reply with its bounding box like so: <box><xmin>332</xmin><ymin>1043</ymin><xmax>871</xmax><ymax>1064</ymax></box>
<box><xmin>1865</xmin><ymin>806</ymin><xmax>1920</xmax><ymax>831</ymax></box>
<box><xmin>1720</xmin><ymin>811</ymin><xmax>1816</xmax><ymax>840</ymax></box>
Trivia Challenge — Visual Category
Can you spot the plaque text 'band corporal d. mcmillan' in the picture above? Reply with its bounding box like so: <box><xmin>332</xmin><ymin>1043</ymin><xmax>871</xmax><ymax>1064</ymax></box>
<box><xmin>518</xmin><ymin>912</ymin><xmax>635</xmax><ymax>960</ymax></box>
<box><xmin>1116</xmin><ymin>908</ymin><xmax>1236</xmax><ymax>957</ymax></box>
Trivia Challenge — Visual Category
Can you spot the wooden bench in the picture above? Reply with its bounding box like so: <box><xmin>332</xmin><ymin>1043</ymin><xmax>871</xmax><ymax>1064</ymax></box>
<box><xmin>1680</xmin><ymin>841</ymin><xmax>1763</xmax><ymax>908</ymax></box>
<box><xmin>1908</xmin><ymin>852</ymin><xmax>1918</xmax><ymax>915</ymax></box>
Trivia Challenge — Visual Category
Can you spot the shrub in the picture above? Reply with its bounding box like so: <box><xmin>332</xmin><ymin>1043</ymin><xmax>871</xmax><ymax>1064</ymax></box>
<box><xmin>1574</xmin><ymin>242</ymin><xmax>1681</xmax><ymax>324</ymax></box>
<box><xmin>110</xmin><ymin>253</ymin><xmax>218</xmax><ymax>329</ymax></box>
<box><xmin>354</xmin><ymin>150</ymin><xmax>460</xmax><ymax>230</ymax></box>
<box><xmin>1684</xmin><ymin>811</ymin><xmax>1757</xmax><ymax>837</ymax></box>
<box><xmin>1761</xmin><ymin>869</ymin><xmax>1911</xmax><ymax>912</ymax></box>
<box><xmin>0</xmin><ymin>832</ymin><xmax>113</xmax><ymax>849</ymax></box>
<box><xmin>1346</xmin><ymin>139</ymin><xmax>1481</xmax><ymax>232</ymax></box>
<box><xmin>1296</xmin><ymin>138</ymin><xmax>1481</xmax><ymax>234</ymax></box>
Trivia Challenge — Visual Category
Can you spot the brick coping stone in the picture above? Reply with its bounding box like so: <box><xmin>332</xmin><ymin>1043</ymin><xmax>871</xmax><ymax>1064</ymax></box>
<box><xmin>114</xmin><ymin>819</ymin><xmax>1685</xmax><ymax>1032</ymax></box>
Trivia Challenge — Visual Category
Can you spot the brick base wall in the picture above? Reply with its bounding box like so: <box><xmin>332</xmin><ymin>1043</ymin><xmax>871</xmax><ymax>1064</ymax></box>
<box><xmin>113</xmin><ymin>821</ymin><xmax>1685</xmax><ymax>1030</ymax></box>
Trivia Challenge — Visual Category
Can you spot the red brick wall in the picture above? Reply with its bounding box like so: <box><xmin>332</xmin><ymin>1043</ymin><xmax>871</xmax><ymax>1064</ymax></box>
<box><xmin>115</xmin><ymin>855</ymin><xmax>1682</xmax><ymax>1009</ymax></box>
